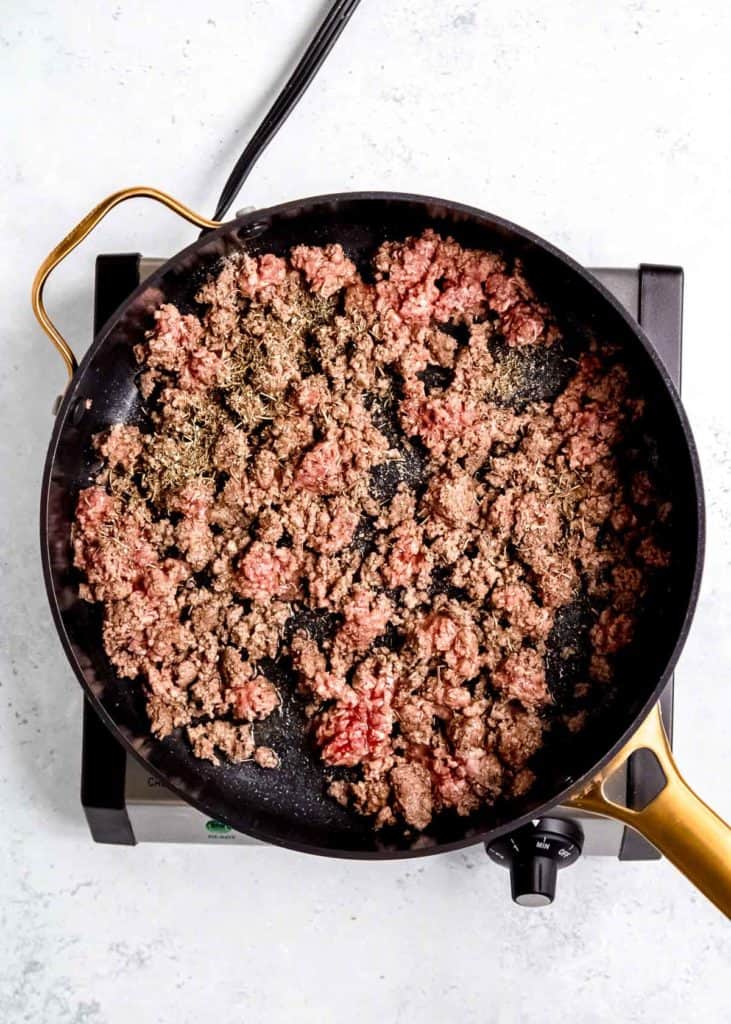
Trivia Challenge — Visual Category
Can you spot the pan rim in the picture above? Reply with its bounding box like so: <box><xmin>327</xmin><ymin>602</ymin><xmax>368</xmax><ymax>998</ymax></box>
<box><xmin>40</xmin><ymin>190</ymin><xmax>706</xmax><ymax>857</ymax></box>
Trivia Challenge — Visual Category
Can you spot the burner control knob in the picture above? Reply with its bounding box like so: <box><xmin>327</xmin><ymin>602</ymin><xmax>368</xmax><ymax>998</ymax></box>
<box><xmin>486</xmin><ymin>817</ymin><xmax>584</xmax><ymax>907</ymax></box>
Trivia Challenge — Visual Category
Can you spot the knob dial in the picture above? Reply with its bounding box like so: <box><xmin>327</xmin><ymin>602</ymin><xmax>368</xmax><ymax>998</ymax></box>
<box><xmin>486</xmin><ymin>817</ymin><xmax>584</xmax><ymax>906</ymax></box>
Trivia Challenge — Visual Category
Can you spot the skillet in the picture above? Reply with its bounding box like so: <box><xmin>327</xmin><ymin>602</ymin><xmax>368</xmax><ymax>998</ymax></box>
<box><xmin>32</xmin><ymin>1</ymin><xmax>731</xmax><ymax>914</ymax></box>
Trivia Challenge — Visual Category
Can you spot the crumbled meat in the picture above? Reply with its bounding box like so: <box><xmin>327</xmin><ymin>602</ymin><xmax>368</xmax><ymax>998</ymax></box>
<box><xmin>228</xmin><ymin>601</ymin><xmax>290</xmax><ymax>662</ymax></box>
<box><xmin>237</xmin><ymin>253</ymin><xmax>287</xmax><ymax>301</ymax></box>
<box><xmin>636</xmin><ymin>536</ymin><xmax>671</xmax><ymax>568</ymax></box>
<box><xmin>295</xmin><ymin>439</ymin><xmax>345</xmax><ymax>494</ymax></box>
<box><xmin>221</xmin><ymin>649</ymin><xmax>280</xmax><ymax>721</ymax></box>
<box><xmin>492</xmin><ymin>648</ymin><xmax>549</xmax><ymax>708</ymax></box>
<box><xmin>95</xmin><ymin>424</ymin><xmax>143</xmax><ymax>470</ymax></box>
<box><xmin>391</xmin><ymin>763</ymin><xmax>433</xmax><ymax>830</ymax></box>
<box><xmin>290</xmin><ymin>243</ymin><xmax>358</xmax><ymax>297</ymax></box>
<box><xmin>590</xmin><ymin>609</ymin><xmax>635</xmax><ymax>655</ymax></box>
<box><xmin>170</xmin><ymin>480</ymin><xmax>216</xmax><ymax>571</ymax></box>
<box><xmin>137</xmin><ymin>302</ymin><xmax>203</xmax><ymax>372</ymax></box>
<box><xmin>400</xmin><ymin>388</ymin><xmax>477</xmax><ymax>455</ymax></box>
<box><xmin>235</xmin><ymin>541</ymin><xmax>301</xmax><ymax>601</ymax></box>
<box><xmin>73</xmin><ymin>230</ymin><xmax>670</xmax><ymax>831</ymax></box>
<box><xmin>316</xmin><ymin>656</ymin><xmax>396</xmax><ymax>768</ymax></box>
<box><xmin>395</xmin><ymin>693</ymin><xmax>436</xmax><ymax>744</ymax></box>
<box><xmin>409</xmin><ymin>603</ymin><xmax>481</xmax><ymax>683</ymax></box>
<box><xmin>490</xmin><ymin>584</ymin><xmax>553</xmax><ymax>640</ymax></box>
<box><xmin>187</xmin><ymin>721</ymin><xmax>255</xmax><ymax>765</ymax></box>
<box><xmin>424</xmin><ymin>469</ymin><xmax>480</xmax><ymax>527</ymax></box>
<box><xmin>490</xmin><ymin>702</ymin><xmax>545</xmax><ymax>769</ymax></box>
<box><xmin>335</xmin><ymin>586</ymin><xmax>392</xmax><ymax>653</ymax></box>
<box><xmin>307</xmin><ymin>498</ymin><xmax>359</xmax><ymax>555</ymax></box>
<box><xmin>254</xmin><ymin>746</ymin><xmax>280</xmax><ymax>769</ymax></box>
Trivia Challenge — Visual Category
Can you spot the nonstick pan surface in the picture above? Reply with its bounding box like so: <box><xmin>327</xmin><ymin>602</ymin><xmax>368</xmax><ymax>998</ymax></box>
<box><xmin>40</xmin><ymin>192</ymin><xmax>704</xmax><ymax>858</ymax></box>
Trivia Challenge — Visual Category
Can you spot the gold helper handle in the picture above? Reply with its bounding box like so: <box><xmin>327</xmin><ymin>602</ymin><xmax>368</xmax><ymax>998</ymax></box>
<box><xmin>569</xmin><ymin>703</ymin><xmax>731</xmax><ymax>917</ymax></box>
<box><xmin>31</xmin><ymin>186</ymin><xmax>221</xmax><ymax>380</ymax></box>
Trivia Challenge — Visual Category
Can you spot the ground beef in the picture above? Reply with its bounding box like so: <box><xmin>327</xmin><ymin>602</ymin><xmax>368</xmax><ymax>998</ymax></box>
<box><xmin>335</xmin><ymin>586</ymin><xmax>392</xmax><ymax>653</ymax></box>
<box><xmin>590</xmin><ymin>609</ymin><xmax>635</xmax><ymax>655</ymax></box>
<box><xmin>234</xmin><ymin>541</ymin><xmax>301</xmax><ymax>601</ymax></box>
<box><xmin>380</xmin><ymin>521</ymin><xmax>431</xmax><ymax>590</ymax></box>
<box><xmin>492</xmin><ymin>649</ymin><xmax>549</xmax><ymax>708</ymax></box>
<box><xmin>237</xmin><ymin>253</ymin><xmax>287</xmax><ymax>301</ymax></box>
<box><xmin>490</xmin><ymin>702</ymin><xmax>545</xmax><ymax>769</ymax></box>
<box><xmin>170</xmin><ymin>481</ymin><xmax>216</xmax><ymax>571</ymax></box>
<box><xmin>424</xmin><ymin>469</ymin><xmax>481</xmax><ymax>527</ymax></box>
<box><xmin>73</xmin><ymin>230</ymin><xmax>670</xmax><ymax>828</ymax></box>
<box><xmin>254</xmin><ymin>746</ymin><xmax>280</xmax><ymax>769</ymax></box>
<box><xmin>187</xmin><ymin>721</ymin><xmax>255</xmax><ymax>766</ymax></box>
<box><xmin>391</xmin><ymin>763</ymin><xmax>433</xmax><ymax>830</ymax></box>
<box><xmin>316</xmin><ymin>655</ymin><xmax>396</xmax><ymax>768</ymax></box>
<box><xmin>95</xmin><ymin>424</ymin><xmax>143</xmax><ymax>470</ymax></box>
<box><xmin>409</xmin><ymin>602</ymin><xmax>481</xmax><ymax>684</ymax></box>
<box><xmin>290</xmin><ymin>243</ymin><xmax>358</xmax><ymax>297</ymax></box>
<box><xmin>490</xmin><ymin>583</ymin><xmax>553</xmax><ymax>640</ymax></box>
<box><xmin>221</xmin><ymin>649</ymin><xmax>280</xmax><ymax>721</ymax></box>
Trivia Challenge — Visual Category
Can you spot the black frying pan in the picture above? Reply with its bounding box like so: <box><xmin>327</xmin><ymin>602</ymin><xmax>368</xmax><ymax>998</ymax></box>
<box><xmin>32</xmin><ymin>0</ymin><xmax>731</xmax><ymax>915</ymax></box>
<box><xmin>34</xmin><ymin>190</ymin><xmax>731</xmax><ymax>914</ymax></box>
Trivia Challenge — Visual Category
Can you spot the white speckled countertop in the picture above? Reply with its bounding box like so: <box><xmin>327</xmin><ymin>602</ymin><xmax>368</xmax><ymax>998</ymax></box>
<box><xmin>2</xmin><ymin>2</ymin><xmax>730</xmax><ymax>1021</ymax></box>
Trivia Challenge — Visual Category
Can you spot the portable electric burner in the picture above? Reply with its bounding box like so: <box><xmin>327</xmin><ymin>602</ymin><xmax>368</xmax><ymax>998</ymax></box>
<box><xmin>79</xmin><ymin>253</ymin><xmax>683</xmax><ymax>897</ymax></box>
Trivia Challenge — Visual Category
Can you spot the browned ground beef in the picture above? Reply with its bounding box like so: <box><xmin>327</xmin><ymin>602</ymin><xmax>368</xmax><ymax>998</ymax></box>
<box><xmin>73</xmin><ymin>229</ymin><xmax>670</xmax><ymax>828</ymax></box>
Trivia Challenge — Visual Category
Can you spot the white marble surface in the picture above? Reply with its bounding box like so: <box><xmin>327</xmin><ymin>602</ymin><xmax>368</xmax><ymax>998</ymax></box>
<box><xmin>2</xmin><ymin>1</ymin><xmax>730</xmax><ymax>1021</ymax></box>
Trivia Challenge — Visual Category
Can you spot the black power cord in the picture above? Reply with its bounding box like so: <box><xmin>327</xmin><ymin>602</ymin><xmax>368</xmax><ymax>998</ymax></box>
<box><xmin>212</xmin><ymin>0</ymin><xmax>362</xmax><ymax>223</ymax></box>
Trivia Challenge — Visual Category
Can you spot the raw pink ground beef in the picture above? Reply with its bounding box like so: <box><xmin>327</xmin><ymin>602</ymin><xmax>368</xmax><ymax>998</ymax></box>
<box><xmin>73</xmin><ymin>231</ymin><xmax>670</xmax><ymax>828</ymax></box>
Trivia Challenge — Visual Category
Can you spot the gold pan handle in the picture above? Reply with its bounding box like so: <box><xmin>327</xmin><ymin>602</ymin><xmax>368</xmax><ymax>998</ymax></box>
<box><xmin>570</xmin><ymin>704</ymin><xmax>731</xmax><ymax>917</ymax></box>
<box><xmin>31</xmin><ymin>186</ymin><xmax>221</xmax><ymax>381</ymax></box>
